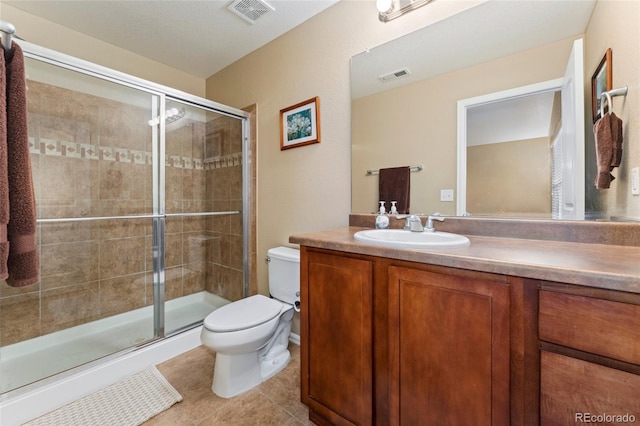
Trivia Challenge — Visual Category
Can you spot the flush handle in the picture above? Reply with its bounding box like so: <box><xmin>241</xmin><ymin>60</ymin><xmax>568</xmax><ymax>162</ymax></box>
<box><xmin>294</xmin><ymin>291</ymin><xmax>301</xmax><ymax>312</ymax></box>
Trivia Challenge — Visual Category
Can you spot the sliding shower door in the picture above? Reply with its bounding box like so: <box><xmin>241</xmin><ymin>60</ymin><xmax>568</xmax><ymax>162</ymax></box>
<box><xmin>0</xmin><ymin>43</ymin><xmax>248</xmax><ymax>394</ymax></box>
<box><xmin>0</xmin><ymin>56</ymin><xmax>162</xmax><ymax>393</ymax></box>
<box><xmin>161</xmin><ymin>98</ymin><xmax>245</xmax><ymax>336</ymax></box>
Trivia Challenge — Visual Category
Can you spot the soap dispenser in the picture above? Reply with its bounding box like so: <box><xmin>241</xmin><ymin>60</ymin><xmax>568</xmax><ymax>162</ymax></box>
<box><xmin>390</xmin><ymin>201</ymin><xmax>398</xmax><ymax>215</ymax></box>
<box><xmin>375</xmin><ymin>201</ymin><xmax>390</xmax><ymax>229</ymax></box>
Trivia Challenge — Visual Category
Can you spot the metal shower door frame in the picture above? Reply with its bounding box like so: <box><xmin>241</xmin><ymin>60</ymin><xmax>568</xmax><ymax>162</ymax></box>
<box><xmin>22</xmin><ymin>40</ymin><xmax>250</xmax><ymax>342</ymax></box>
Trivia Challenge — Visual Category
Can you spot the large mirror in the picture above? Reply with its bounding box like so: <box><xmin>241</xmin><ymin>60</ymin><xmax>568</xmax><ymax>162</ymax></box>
<box><xmin>351</xmin><ymin>0</ymin><xmax>639</xmax><ymax>221</ymax></box>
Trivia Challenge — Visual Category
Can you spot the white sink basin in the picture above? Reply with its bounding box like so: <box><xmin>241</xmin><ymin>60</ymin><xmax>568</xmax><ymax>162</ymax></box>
<box><xmin>354</xmin><ymin>229</ymin><xmax>470</xmax><ymax>249</ymax></box>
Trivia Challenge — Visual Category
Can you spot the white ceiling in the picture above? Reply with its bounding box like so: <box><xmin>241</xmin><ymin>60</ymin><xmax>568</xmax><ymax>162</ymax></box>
<box><xmin>5</xmin><ymin>0</ymin><xmax>338</xmax><ymax>78</ymax></box>
<box><xmin>467</xmin><ymin>91</ymin><xmax>557</xmax><ymax>146</ymax></box>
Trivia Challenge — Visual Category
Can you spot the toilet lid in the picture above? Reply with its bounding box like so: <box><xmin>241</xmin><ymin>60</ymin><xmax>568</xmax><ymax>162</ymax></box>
<box><xmin>203</xmin><ymin>294</ymin><xmax>283</xmax><ymax>332</ymax></box>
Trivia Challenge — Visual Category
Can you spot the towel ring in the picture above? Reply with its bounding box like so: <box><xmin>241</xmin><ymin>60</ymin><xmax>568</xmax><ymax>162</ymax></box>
<box><xmin>599</xmin><ymin>86</ymin><xmax>628</xmax><ymax>118</ymax></box>
<box><xmin>600</xmin><ymin>91</ymin><xmax>613</xmax><ymax>118</ymax></box>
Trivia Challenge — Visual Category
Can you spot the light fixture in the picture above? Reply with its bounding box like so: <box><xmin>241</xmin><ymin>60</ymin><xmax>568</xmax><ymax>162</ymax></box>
<box><xmin>376</xmin><ymin>0</ymin><xmax>393</xmax><ymax>14</ymax></box>
<box><xmin>377</xmin><ymin>0</ymin><xmax>435</xmax><ymax>22</ymax></box>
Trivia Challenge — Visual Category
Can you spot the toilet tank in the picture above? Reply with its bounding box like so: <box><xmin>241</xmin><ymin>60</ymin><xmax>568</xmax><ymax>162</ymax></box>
<box><xmin>267</xmin><ymin>246</ymin><xmax>300</xmax><ymax>305</ymax></box>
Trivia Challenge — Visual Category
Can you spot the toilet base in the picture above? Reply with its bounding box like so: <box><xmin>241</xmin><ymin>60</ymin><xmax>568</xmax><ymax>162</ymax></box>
<box><xmin>211</xmin><ymin>344</ymin><xmax>291</xmax><ymax>398</ymax></box>
<box><xmin>207</xmin><ymin>305</ymin><xmax>294</xmax><ymax>398</ymax></box>
<box><xmin>260</xmin><ymin>347</ymin><xmax>291</xmax><ymax>383</ymax></box>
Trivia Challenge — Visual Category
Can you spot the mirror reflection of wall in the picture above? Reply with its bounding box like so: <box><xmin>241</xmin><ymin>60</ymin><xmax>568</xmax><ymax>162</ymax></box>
<box><xmin>466</xmin><ymin>91</ymin><xmax>560</xmax><ymax>218</ymax></box>
<box><xmin>351</xmin><ymin>0</ymin><xmax>640</xmax><ymax>221</ymax></box>
<box><xmin>467</xmin><ymin>137</ymin><xmax>551</xmax><ymax>216</ymax></box>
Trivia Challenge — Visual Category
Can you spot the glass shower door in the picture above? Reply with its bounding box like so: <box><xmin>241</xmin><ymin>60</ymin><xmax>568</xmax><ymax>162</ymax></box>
<box><xmin>162</xmin><ymin>98</ymin><xmax>245</xmax><ymax>336</ymax></box>
<box><xmin>0</xmin><ymin>56</ymin><xmax>162</xmax><ymax>392</ymax></box>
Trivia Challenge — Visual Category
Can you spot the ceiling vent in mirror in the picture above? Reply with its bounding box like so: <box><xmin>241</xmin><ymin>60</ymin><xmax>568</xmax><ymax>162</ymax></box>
<box><xmin>228</xmin><ymin>0</ymin><xmax>275</xmax><ymax>24</ymax></box>
<box><xmin>379</xmin><ymin>68</ymin><xmax>411</xmax><ymax>82</ymax></box>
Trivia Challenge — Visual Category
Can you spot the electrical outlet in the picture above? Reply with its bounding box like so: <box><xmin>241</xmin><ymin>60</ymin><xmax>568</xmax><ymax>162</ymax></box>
<box><xmin>632</xmin><ymin>167</ymin><xmax>639</xmax><ymax>196</ymax></box>
<box><xmin>440</xmin><ymin>189</ymin><xmax>454</xmax><ymax>202</ymax></box>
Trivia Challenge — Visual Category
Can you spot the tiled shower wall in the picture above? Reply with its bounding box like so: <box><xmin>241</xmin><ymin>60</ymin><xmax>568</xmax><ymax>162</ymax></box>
<box><xmin>0</xmin><ymin>80</ymin><xmax>244</xmax><ymax>347</ymax></box>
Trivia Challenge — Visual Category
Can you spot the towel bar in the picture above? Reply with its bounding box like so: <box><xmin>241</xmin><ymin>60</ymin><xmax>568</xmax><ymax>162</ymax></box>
<box><xmin>0</xmin><ymin>20</ymin><xmax>15</xmax><ymax>52</ymax></box>
<box><xmin>36</xmin><ymin>211</ymin><xmax>241</xmax><ymax>223</ymax></box>
<box><xmin>367</xmin><ymin>164</ymin><xmax>423</xmax><ymax>175</ymax></box>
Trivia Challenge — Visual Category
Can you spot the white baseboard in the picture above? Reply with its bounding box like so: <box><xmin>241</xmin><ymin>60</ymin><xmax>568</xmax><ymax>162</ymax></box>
<box><xmin>289</xmin><ymin>332</ymin><xmax>300</xmax><ymax>346</ymax></box>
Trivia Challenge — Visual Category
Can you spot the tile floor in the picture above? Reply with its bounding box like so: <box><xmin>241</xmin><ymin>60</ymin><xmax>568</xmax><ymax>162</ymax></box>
<box><xmin>144</xmin><ymin>343</ymin><xmax>312</xmax><ymax>425</ymax></box>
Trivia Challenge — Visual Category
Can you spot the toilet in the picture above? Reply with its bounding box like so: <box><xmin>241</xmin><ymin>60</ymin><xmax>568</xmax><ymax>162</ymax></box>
<box><xmin>200</xmin><ymin>246</ymin><xmax>300</xmax><ymax>398</ymax></box>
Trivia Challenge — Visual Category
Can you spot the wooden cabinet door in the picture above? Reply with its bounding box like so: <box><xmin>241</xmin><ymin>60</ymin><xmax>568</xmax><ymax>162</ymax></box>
<box><xmin>388</xmin><ymin>266</ymin><xmax>510</xmax><ymax>426</ymax></box>
<box><xmin>301</xmin><ymin>249</ymin><xmax>373</xmax><ymax>426</ymax></box>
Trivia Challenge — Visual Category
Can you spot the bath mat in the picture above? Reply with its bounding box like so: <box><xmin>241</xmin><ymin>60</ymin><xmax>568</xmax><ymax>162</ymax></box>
<box><xmin>24</xmin><ymin>366</ymin><xmax>182</xmax><ymax>426</ymax></box>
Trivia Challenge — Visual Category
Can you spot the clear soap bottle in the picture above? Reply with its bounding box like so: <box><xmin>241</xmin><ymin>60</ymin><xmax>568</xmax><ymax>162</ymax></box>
<box><xmin>375</xmin><ymin>201</ymin><xmax>390</xmax><ymax>229</ymax></box>
<box><xmin>390</xmin><ymin>201</ymin><xmax>398</xmax><ymax>215</ymax></box>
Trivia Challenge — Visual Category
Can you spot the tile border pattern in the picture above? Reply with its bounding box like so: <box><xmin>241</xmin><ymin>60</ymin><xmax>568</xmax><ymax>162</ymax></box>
<box><xmin>28</xmin><ymin>137</ymin><xmax>242</xmax><ymax>171</ymax></box>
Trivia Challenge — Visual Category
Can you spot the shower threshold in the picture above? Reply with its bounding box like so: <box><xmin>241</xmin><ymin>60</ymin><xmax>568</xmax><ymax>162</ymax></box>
<box><xmin>0</xmin><ymin>291</ymin><xmax>228</xmax><ymax>394</ymax></box>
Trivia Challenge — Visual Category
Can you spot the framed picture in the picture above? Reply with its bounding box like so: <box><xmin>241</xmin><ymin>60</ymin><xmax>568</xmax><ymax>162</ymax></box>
<box><xmin>280</xmin><ymin>97</ymin><xmax>320</xmax><ymax>150</ymax></box>
<box><xmin>591</xmin><ymin>48</ymin><xmax>612</xmax><ymax>123</ymax></box>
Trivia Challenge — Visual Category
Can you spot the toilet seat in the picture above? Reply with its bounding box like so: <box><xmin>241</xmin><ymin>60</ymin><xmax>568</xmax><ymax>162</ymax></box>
<box><xmin>204</xmin><ymin>294</ymin><xmax>283</xmax><ymax>332</ymax></box>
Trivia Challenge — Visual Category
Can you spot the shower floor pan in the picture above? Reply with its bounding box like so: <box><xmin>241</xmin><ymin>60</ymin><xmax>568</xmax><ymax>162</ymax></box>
<box><xmin>0</xmin><ymin>291</ymin><xmax>228</xmax><ymax>394</ymax></box>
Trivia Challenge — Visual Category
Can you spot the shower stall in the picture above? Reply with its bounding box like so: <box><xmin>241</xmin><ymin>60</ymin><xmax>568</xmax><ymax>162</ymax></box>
<box><xmin>0</xmin><ymin>41</ymin><xmax>250</xmax><ymax>398</ymax></box>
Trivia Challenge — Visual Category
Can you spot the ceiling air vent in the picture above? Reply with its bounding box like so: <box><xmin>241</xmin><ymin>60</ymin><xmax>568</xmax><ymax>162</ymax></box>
<box><xmin>378</xmin><ymin>68</ymin><xmax>411</xmax><ymax>82</ymax></box>
<box><xmin>228</xmin><ymin>0</ymin><xmax>275</xmax><ymax>24</ymax></box>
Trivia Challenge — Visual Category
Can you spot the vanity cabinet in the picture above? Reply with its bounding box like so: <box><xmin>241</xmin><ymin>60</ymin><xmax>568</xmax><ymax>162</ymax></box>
<box><xmin>299</xmin><ymin>245</ymin><xmax>640</xmax><ymax>426</ymax></box>
<box><xmin>300</xmin><ymin>247</ymin><xmax>515</xmax><ymax>426</ymax></box>
<box><xmin>294</xmin><ymin>223</ymin><xmax>640</xmax><ymax>426</ymax></box>
<box><xmin>539</xmin><ymin>286</ymin><xmax>640</xmax><ymax>424</ymax></box>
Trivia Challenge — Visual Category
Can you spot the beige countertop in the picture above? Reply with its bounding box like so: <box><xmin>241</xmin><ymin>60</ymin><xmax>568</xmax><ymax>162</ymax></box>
<box><xmin>289</xmin><ymin>226</ymin><xmax>640</xmax><ymax>294</ymax></box>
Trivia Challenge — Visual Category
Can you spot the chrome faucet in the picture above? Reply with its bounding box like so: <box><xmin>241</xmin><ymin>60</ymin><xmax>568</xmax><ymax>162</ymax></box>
<box><xmin>425</xmin><ymin>213</ymin><xmax>445</xmax><ymax>232</ymax></box>
<box><xmin>394</xmin><ymin>214</ymin><xmax>424</xmax><ymax>232</ymax></box>
<box><xmin>407</xmin><ymin>215</ymin><xmax>425</xmax><ymax>232</ymax></box>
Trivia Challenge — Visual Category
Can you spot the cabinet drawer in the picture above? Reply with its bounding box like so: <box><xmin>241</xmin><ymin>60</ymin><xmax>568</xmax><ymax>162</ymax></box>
<box><xmin>539</xmin><ymin>290</ymin><xmax>640</xmax><ymax>364</ymax></box>
<box><xmin>541</xmin><ymin>351</ymin><xmax>640</xmax><ymax>425</ymax></box>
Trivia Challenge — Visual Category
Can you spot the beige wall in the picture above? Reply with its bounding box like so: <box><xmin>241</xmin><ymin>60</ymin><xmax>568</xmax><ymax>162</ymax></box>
<box><xmin>352</xmin><ymin>36</ymin><xmax>576</xmax><ymax>215</ymax></box>
<box><xmin>205</xmin><ymin>0</ymin><xmax>484</xmax><ymax>295</ymax></box>
<box><xmin>584</xmin><ymin>0</ymin><xmax>640</xmax><ymax>220</ymax></box>
<box><xmin>0</xmin><ymin>2</ymin><xmax>205</xmax><ymax>96</ymax></box>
